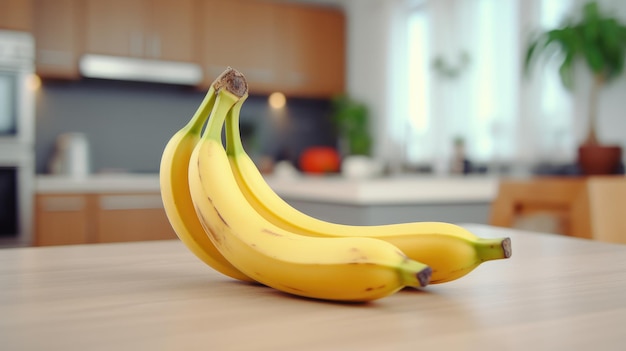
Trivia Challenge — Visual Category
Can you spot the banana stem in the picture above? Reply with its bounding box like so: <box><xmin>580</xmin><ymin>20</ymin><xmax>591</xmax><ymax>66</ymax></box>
<box><xmin>185</xmin><ymin>86</ymin><xmax>216</xmax><ymax>135</ymax></box>
<box><xmin>475</xmin><ymin>237</ymin><xmax>512</xmax><ymax>262</ymax></box>
<box><xmin>225</xmin><ymin>98</ymin><xmax>248</xmax><ymax>156</ymax></box>
<box><xmin>203</xmin><ymin>68</ymin><xmax>249</xmax><ymax>142</ymax></box>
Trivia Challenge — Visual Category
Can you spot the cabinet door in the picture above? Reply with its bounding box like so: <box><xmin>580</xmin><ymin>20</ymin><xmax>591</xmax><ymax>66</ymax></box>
<box><xmin>35</xmin><ymin>194</ymin><xmax>93</xmax><ymax>246</ymax></box>
<box><xmin>198</xmin><ymin>0</ymin><xmax>278</xmax><ymax>92</ymax></box>
<box><xmin>0</xmin><ymin>0</ymin><xmax>33</xmax><ymax>31</ymax></box>
<box><xmin>146</xmin><ymin>0</ymin><xmax>197</xmax><ymax>62</ymax></box>
<box><xmin>277</xmin><ymin>5</ymin><xmax>346</xmax><ymax>98</ymax></box>
<box><xmin>95</xmin><ymin>194</ymin><xmax>176</xmax><ymax>243</ymax></box>
<box><xmin>33</xmin><ymin>0</ymin><xmax>81</xmax><ymax>79</ymax></box>
<box><xmin>84</xmin><ymin>0</ymin><xmax>146</xmax><ymax>57</ymax></box>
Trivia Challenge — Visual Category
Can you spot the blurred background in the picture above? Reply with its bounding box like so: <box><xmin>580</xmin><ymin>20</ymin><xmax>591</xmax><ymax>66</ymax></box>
<box><xmin>4</xmin><ymin>0</ymin><xmax>626</xmax><ymax>175</ymax></box>
<box><xmin>2</xmin><ymin>0</ymin><xmax>626</xmax><ymax>246</ymax></box>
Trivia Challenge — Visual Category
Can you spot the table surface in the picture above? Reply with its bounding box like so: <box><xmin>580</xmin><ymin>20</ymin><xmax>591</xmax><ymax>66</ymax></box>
<box><xmin>2</xmin><ymin>224</ymin><xmax>626</xmax><ymax>351</ymax></box>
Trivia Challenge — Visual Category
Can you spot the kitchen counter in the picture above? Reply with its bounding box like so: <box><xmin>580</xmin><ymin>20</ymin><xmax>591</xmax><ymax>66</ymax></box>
<box><xmin>36</xmin><ymin>173</ymin><xmax>499</xmax><ymax>203</ymax></box>
<box><xmin>2</xmin><ymin>224</ymin><xmax>626</xmax><ymax>350</ymax></box>
<box><xmin>265</xmin><ymin>174</ymin><xmax>499</xmax><ymax>205</ymax></box>
<box><xmin>36</xmin><ymin>174</ymin><xmax>162</xmax><ymax>193</ymax></box>
<box><xmin>36</xmin><ymin>173</ymin><xmax>499</xmax><ymax>225</ymax></box>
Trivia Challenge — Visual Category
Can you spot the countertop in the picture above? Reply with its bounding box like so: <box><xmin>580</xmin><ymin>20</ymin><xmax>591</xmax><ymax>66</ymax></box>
<box><xmin>2</xmin><ymin>224</ymin><xmax>626</xmax><ymax>350</ymax></box>
<box><xmin>36</xmin><ymin>173</ymin><xmax>162</xmax><ymax>193</ymax></box>
<box><xmin>36</xmin><ymin>173</ymin><xmax>500</xmax><ymax>204</ymax></box>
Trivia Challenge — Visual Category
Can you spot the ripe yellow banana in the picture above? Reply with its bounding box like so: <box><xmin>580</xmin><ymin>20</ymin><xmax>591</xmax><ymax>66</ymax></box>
<box><xmin>224</xmin><ymin>91</ymin><xmax>511</xmax><ymax>284</ymax></box>
<box><xmin>159</xmin><ymin>68</ymin><xmax>252</xmax><ymax>282</ymax></box>
<box><xmin>188</xmin><ymin>70</ymin><xmax>432</xmax><ymax>302</ymax></box>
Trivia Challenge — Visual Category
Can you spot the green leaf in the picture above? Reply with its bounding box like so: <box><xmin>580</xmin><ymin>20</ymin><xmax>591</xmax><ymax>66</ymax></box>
<box><xmin>583</xmin><ymin>42</ymin><xmax>606</xmax><ymax>73</ymax></box>
<box><xmin>522</xmin><ymin>0</ymin><xmax>626</xmax><ymax>88</ymax></box>
<box><xmin>559</xmin><ymin>53</ymin><xmax>575</xmax><ymax>90</ymax></box>
<box><xmin>583</xmin><ymin>1</ymin><xmax>601</xmax><ymax>22</ymax></box>
<box><xmin>523</xmin><ymin>38</ymin><xmax>541</xmax><ymax>76</ymax></box>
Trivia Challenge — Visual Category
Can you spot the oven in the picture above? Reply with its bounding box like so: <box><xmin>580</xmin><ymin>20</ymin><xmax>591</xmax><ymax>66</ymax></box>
<box><xmin>0</xmin><ymin>30</ymin><xmax>35</xmax><ymax>247</ymax></box>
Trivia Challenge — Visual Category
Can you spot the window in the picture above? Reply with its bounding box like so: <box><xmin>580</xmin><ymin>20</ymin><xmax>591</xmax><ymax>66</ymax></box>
<box><xmin>396</xmin><ymin>0</ymin><xmax>575</xmax><ymax>171</ymax></box>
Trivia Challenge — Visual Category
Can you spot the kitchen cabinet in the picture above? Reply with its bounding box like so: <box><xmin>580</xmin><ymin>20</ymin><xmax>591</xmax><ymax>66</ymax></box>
<box><xmin>198</xmin><ymin>0</ymin><xmax>345</xmax><ymax>97</ymax></box>
<box><xmin>35</xmin><ymin>192</ymin><xmax>176</xmax><ymax>246</ymax></box>
<box><xmin>199</xmin><ymin>0</ymin><xmax>279</xmax><ymax>94</ymax></box>
<box><xmin>35</xmin><ymin>194</ymin><xmax>94</xmax><ymax>246</ymax></box>
<box><xmin>95</xmin><ymin>193</ymin><xmax>176</xmax><ymax>243</ymax></box>
<box><xmin>84</xmin><ymin>0</ymin><xmax>197</xmax><ymax>63</ymax></box>
<box><xmin>276</xmin><ymin>4</ymin><xmax>346</xmax><ymax>97</ymax></box>
<box><xmin>32</xmin><ymin>0</ymin><xmax>82</xmax><ymax>78</ymax></box>
<box><xmin>0</xmin><ymin>0</ymin><xmax>33</xmax><ymax>31</ymax></box>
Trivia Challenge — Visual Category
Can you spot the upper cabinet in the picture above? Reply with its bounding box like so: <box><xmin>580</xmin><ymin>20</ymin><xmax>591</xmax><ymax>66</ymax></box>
<box><xmin>25</xmin><ymin>0</ymin><xmax>345</xmax><ymax>97</ymax></box>
<box><xmin>84</xmin><ymin>0</ymin><xmax>197</xmax><ymax>63</ymax></box>
<box><xmin>0</xmin><ymin>0</ymin><xmax>33</xmax><ymax>31</ymax></box>
<box><xmin>33</xmin><ymin>0</ymin><xmax>82</xmax><ymax>79</ymax></box>
<box><xmin>198</xmin><ymin>0</ymin><xmax>279</xmax><ymax>94</ymax></box>
<box><xmin>276</xmin><ymin>4</ymin><xmax>346</xmax><ymax>98</ymax></box>
<box><xmin>198</xmin><ymin>0</ymin><xmax>345</xmax><ymax>98</ymax></box>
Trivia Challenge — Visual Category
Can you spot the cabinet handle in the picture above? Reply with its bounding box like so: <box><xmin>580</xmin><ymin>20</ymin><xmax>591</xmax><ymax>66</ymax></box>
<box><xmin>99</xmin><ymin>194</ymin><xmax>164</xmax><ymax>210</ymax></box>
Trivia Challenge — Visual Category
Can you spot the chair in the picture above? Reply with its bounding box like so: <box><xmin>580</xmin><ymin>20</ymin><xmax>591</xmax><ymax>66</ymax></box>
<box><xmin>490</xmin><ymin>176</ymin><xmax>626</xmax><ymax>244</ymax></box>
<box><xmin>586</xmin><ymin>177</ymin><xmax>626</xmax><ymax>244</ymax></box>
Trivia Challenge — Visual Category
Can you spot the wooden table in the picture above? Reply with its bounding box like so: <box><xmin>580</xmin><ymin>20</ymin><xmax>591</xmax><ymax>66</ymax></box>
<box><xmin>1</xmin><ymin>224</ymin><xmax>626</xmax><ymax>350</ymax></box>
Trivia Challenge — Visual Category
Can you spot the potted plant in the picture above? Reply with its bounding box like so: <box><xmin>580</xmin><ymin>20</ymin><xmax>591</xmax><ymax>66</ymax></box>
<box><xmin>331</xmin><ymin>94</ymin><xmax>372</xmax><ymax>156</ymax></box>
<box><xmin>524</xmin><ymin>0</ymin><xmax>626</xmax><ymax>175</ymax></box>
<box><xmin>331</xmin><ymin>95</ymin><xmax>382</xmax><ymax>178</ymax></box>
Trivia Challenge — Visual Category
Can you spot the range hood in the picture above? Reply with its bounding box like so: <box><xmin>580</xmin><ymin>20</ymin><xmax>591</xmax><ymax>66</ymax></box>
<box><xmin>79</xmin><ymin>54</ymin><xmax>203</xmax><ymax>85</ymax></box>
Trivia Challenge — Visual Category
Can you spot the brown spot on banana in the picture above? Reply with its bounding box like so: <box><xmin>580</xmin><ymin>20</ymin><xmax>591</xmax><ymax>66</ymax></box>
<box><xmin>214</xmin><ymin>206</ymin><xmax>230</xmax><ymax>228</ymax></box>
<box><xmin>261</xmin><ymin>228</ymin><xmax>283</xmax><ymax>237</ymax></box>
<box><xmin>279</xmin><ymin>284</ymin><xmax>307</xmax><ymax>293</ymax></box>
<box><xmin>365</xmin><ymin>284</ymin><xmax>387</xmax><ymax>292</ymax></box>
<box><xmin>194</xmin><ymin>205</ymin><xmax>222</xmax><ymax>244</ymax></box>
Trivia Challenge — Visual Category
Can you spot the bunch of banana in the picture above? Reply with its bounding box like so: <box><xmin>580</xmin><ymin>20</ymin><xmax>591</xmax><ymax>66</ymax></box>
<box><xmin>186</xmin><ymin>68</ymin><xmax>432</xmax><ymax>302</ymax></box>
<box><xmin>221</xmin><ymin>80</ymin><xmax>511</xmax><ymax>285</ymax></box>
<box><xmin>160</xmin><ymin>67</ymin><xmax>511</xmax><ymax>302</ymax></box>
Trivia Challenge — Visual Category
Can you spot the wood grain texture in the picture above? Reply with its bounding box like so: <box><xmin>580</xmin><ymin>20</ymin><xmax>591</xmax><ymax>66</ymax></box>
<box><xmin>2</xmin><ymin>224</ymin><xmax>626</xmax><ymax>351</ymax></box>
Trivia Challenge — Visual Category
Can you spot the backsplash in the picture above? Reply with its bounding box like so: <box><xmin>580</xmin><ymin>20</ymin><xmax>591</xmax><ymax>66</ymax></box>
<box><xmin>34</xmin><ymin>79</ymin><xmax>337</xmax><ymax>174</ymax></box>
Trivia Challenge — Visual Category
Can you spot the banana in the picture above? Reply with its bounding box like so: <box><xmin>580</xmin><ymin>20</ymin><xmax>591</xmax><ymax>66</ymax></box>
<box><xmin>188</xmin><ymin>70</ymin><xmax>432</xmax><ymax>302</ymax></box>
<box><xmin>224</xmin><ymin>91</ymin><xmax>511</xmax><ymax>284</ymax></box>
<box><xmin>159</xmin><ymin>68</ymin><xmax>252</xmax><ymax>282</ymax></box>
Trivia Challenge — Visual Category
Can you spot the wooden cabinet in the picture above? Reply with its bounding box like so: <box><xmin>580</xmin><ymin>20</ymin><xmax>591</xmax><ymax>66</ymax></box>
<box><xmin>199</xmin><ymin>0</ymin><xmax>279</xmax><ymax>94</ymax></box>
<box><xmin>84</xmin><ymin>0</ymin><xmax>197</xmax><ymax>62</ymax></box>
<box><xmin>0</xmin><ymin>0</ymin><xmax>33</xmax><ymax>31</ymax></box>
<box><xmin>198</xmin><ymin>0</ymin><xmax>345</xmax><ymax>98</ymax></box>
<box><xmin>26</xmin><ymin>0</ymin><xmax>345</xmax><ymax>97</ymax></box>
<box><xmin>35</xmin><ymin>194</ymin><xmax>93</xmax><ymax>246</ymax></box>
<box><xmin>276</xmin><ymin>4</ymin><xmax>346</xmax><ymax>97</ymax></box>
<box><xmin>32</xmin><ymin>0</ymin><xmax>82</xmax><ymax>78</ymax></box>
<box><xmin>35</xmin><ymin>192</ymin><xmax>176</xmax><ymax>246</ymax></box>
<box><xmin>95</xmin><ymin>193</ymin><xmax>176</xmax><ymax>243</ymax></box>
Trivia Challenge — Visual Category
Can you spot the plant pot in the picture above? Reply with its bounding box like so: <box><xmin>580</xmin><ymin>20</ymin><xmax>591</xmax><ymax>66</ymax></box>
<box><xmin>577</xmin><ymin>144</ymin><xmax>622</xmax><ymax>175</ymax></box>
